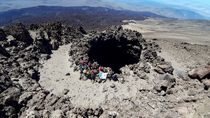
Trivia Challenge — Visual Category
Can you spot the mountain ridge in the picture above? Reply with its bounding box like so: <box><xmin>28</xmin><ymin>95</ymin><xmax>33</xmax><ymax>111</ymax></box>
<box><xmin>0</xmin><ymin>6</ymin><xmax>166</xmax><ymax>30</ymax></box>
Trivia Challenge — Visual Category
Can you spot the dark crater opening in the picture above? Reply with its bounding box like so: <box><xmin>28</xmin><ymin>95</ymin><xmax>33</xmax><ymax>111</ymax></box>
<box><xmin>88</xmin><ymin>36</ymin><xmax>142</xmax><ymax>73</ymax></box>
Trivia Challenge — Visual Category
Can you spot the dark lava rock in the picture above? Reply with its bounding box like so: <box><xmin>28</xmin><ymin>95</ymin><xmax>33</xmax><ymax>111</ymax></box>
<box><xmin>34</xmin><ymin>39</ymin><xmax>52</xmax><ymax>54</ymax></box>
<box><xmin>0</xmin><ymin>45</ymin><xmax>10</xmax><ymax>58</ymax></box>
<box><xmin>0</xmin><ymin>29</ymin><xmax>7</xmax><ymax>41</ymax></box>
<box><xmin>70</xmin><ymin>26</ymin><xmax>143</xmax><ymax>73</ymax></box>
<box><xmin>66</xmin><ymin>73</ymin><xmax>70</xmax><ymax>76</ymax></box>
<box><xmin>0</xmin><ymin>75</ymin><xmax>12</xmax><ymax>93</ymax></box>
<box><xmin>27</xmin><ymin>69</ymin><xmax>40</xmax><ymax>81</ymax></box>
<box><xmin>29</xmin><ymin>24</ymin><xmax>39</xmax><ymax>30</ymax></box>
<box><xmin>78</xmin><ymin>26</ymin><xmax>87</xmax><ymax>34</ymax></box>
<box><xmin>4</xmin><ymin>23</ymin><xmax>33</xmax><ymax>44</ymax></box>
<box><xmin>0</xmin><ymin>22</ymin><xmax>86</xmax><ymax>118</ymax></box>
<box><xmin>0</xmin><ymin>86</ymin><xmax>22</xmax><ymax>118</ymax></box>
<box><xmin>142</xmin><ymin>50</ymin><xmax>158</xmax><ymax>63</ymax></box>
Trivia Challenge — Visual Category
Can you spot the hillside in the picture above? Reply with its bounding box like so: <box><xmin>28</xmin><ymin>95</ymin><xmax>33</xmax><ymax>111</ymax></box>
<box><xmin>0</xmin><ymin>6</ymin><xmax>165</xmax><ymax>30</ymax></box>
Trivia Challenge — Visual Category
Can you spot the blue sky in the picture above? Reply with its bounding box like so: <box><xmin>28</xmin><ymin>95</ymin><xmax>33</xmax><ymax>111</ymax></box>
<box><xmin>0</xmin><ymin>0</ymin><xmax>209</xmax><ymax>17</ymax></box>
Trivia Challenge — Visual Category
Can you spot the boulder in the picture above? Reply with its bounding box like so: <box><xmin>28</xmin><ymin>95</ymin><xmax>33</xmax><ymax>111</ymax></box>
<box><xmin>0</xmin><ymin>45</ymin><xmax>10</xmax><ymax>58</ymax></box>
<box><xmin>0</xmin><ymin>75</ymin><xmax>12</xmax><ymax>93</ymax></box>
<box><xmin>202</xmin><ymin>79</ymin><xmax>210</xmax><ymax>90</ymax></box>
<box><xmin>0</xmin><ymin>29</ymin><xmax>7</xmax><ymax>41</ymax></box>
<box><xmin>0</xmin><ymin>87</ymin><xmax>22</xmax><ymax>118</ymax></box>
<box><xmin>188</xmin><ymin>65</ymin><xmax>210</xmax><ymax>80</ymax></box>
<box><xmin>27</xmin><ymin>69</ymin><xmax>39</xmax><ymax>81</ymax></box>
<box><xmin>34</xmin><ymin>39</ymin><xmax>52</xmax><ymax>54</ymax></box>
<box><xmin>4</xmin><ymin>23</ymin><xmax>33</xmax><ymax>44</ymax></box>
<box><xmin>78</xmin><ymin>26</ymin><xmax>87</xmax><ymax>34</ymax></box>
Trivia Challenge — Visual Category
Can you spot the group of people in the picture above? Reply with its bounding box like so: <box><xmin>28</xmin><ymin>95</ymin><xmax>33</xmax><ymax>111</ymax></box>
<box><xmin>74</xmin><ymin>57</ymin><xmax>117</xmax><ymax>82</ymax></box>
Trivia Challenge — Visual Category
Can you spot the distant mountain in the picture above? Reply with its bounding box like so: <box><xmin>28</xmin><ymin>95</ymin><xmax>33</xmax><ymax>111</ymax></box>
<box><xmin>109</xmin><ymin>1</ymin><xmax>209</xmax><ymax>20</ymax></box>
<box><xmin>0</xmin><ymin>6</ymin><xmax>165</xmax><ymax>30</ymax></box>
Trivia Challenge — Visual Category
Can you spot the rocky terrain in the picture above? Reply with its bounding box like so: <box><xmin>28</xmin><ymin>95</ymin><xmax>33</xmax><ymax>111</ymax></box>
<box><xmin>0</xmin><ymin>20</ymin><xmax>210</xmax><ymax>118</ymax></box>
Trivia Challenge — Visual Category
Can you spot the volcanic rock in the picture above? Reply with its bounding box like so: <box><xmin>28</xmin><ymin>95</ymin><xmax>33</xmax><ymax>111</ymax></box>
<box><xmin>142</xmin><ymin>49</ymin><xmax>158</xmax><ymax>63</ymax></box>
<box><xmin>0</xmin><ymin>29</ymin><xmax>7</xmax><ymax>41</ymax></box>
<box><xmin>188</xmin><ymin>65</ymin><xmax>210</xmax><ymax>80</ymax></box>
<box><xmin>34</xmin><ymin>38</ymin><xmax>52</xmax><ymax>54</ymax></box>
<box><xmin>0</xmin><ymin>22</ymin><xmax>84</xmax><ymax>117</ymax></box>
<box><xmin>78</xmin><ymin>26</ymin><xmax>87</xmax><ymax>34</ymax></box>
<box><xmin>69</xmin><ymin>26</ymin><xmax>143</xmax><ymax>75</ymax></box>
<box><xmin>202</xmin><ymin>79</ymin><xmax>210</xmax><ymax>90</ymax></box>
<box><xmin>4</xmin><ymin>23</ymin><xmax>33</xmax><ymax>44</ymax></box>
<box><xmin>0</xmin><ymin>75</ymin><xmax>12</xmax><ymax>93</ymax></box>
<box><xmin>0</xmin><ymin>45</ymin><xmax>10</xmax><ymax>58</ymax></box>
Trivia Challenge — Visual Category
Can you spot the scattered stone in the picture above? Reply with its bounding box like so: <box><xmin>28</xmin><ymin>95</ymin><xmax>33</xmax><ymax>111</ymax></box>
<box><xmin>154</xmin><ymin>67</ymin><xmax>165</xmax><ymax>74</ymax></box>
<box><xmin>78</xmin><ymin>26</ymin><xmax>87</xmax><ymax>34</ymax></box>
<box><xmin>110</xmin><ymin>83</ymin><xmax>116</xmax><ymax>88</ymax></box>
<box><xmin>157</xmin><ymin>62</ymin><xmax>174</xmax><ymax>74</ymax></box>
<box><xmin>202</xmin><ymin>79</ymin><xmax>210</xmax><ymax>90</ymax></box>
<box><xmin>137</xmin><ymin>71</ymin><xmax>148</xmax><ymax>79</ymax></box>
<box><xmin>0</xmin><ymin>28</ymin><xmax>7</xmax><ymax>41</ymax></box>
<box><xmin>118</xmin><ymin>77</ymin><xmax>125</xmax><ymax>84</ymax></box>
<box><xmin>108</xmin><ymin>111</ymin><xmax>118</xmax><ymax>118</ymax></box>
<box><xmin>40</xmin><ymin>54</ymin><xmax>51</xmax><ymax>60</ymax></box>
<box><xmin>102</xmin><ymin>85</ymin><xmax>108</xmax><ymax>93</ymax></box>
<box><xmin>66</xmin><ymin>73</ymin><xmax>70</xmax><ymax>76</ymax></box>
<box><xmin>0</xmin><ymin>45</ymin><xmax>10</xmax><ymax>58</ymax></box>
<box><xmin>188</xmin><ymin>65</ymin><xmax>210</xmax><ymax>80</ymax></box>
<box><xmin>94</xmin><ymin>107</ymin><xmax>103</xmax><ymax>117</ymax></box>
<box><xmin>62</xmin><ymin>89</ymin><xmax>69</xmax><ymax>95</ymax></box>
<box><xmin>174</xmin><ymin>69</ymin><xmax>190</xmax><ymax>81</ymax></box>
<box><xmin>27</xmin><ymin>69</ymin><xmax>39</xmax><ymax>81</ymax></box>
